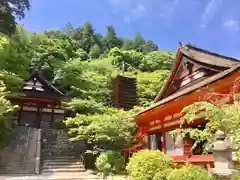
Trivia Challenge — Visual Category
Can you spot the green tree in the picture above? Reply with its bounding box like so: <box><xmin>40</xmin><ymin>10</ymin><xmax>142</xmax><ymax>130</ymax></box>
<box><xmin>65</xmin><ymin>107</ymin><xmax>138</xmax><ymax>152</ymax></box>
<box><xmin>172</xmin><ymin>101</ymin><xmax>240</xmax><ymax>154</ymax></box>
<box><xmin>0</xmin><ymin>80</ymin><xmax>18</xmax><ymax>147</ymax></box>
<box><xmin>121</xmin><ymin>38</ymin><xmax>135</xmax><ymax>50</ymax></box>
<box><xmin>102</xmin><ymin>26</ymin><xmax>122</xmax><ymax>50</ymax></box>
<box><xmin>74</xmin><ymin>48</ymin><xmax>89</xmax><ymax>60</ymax></box>
<box><xmin>0</xmin><ymin>32</ymin><xmax>28</xmax><ymax>91</ymax></box>
<box><xmin>139</xmin><ymin>51</ymin><xmax>174</xmax><ymax>71</ymax></box>
<box><xmin>0</xmin><ymin>0</ymin><xmax>30</xmax><ymax>35</ymax></box>
<box><xmin>133</xmin><ymin>32</ymin><xmax>145</xmax><ymax>52</ymax></box>
<box><xmin>80</xmin><ymin>21</ymin><xmax>94</xmax><ymax>52</ymax></box>
<box><xmin>89</xmin><ymin>44</ymin><xmax>102</xmax><ymax>59</ymax></box>
<box><xmin>109</xmin><ymin>48</ymin><xmax>143</xmax><ymax>71</ymax></box>
<box><xmin>125</xmin><ymin>70</ymin><xmax>169</xmax><ymax>107</ymax></box>
<box><xmin>44</xmin><ymin>29</ymin><xmax>67</xmax><ymax>39</ymax></box>
<box><xmin>141</xmin><ymin>40</ymin><xmax>158</xmax><ymax>53</ymax></box>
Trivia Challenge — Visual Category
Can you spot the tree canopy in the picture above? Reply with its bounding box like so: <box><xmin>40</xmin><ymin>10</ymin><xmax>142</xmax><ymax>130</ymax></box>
<box><xmin>0</xmin><ymin>21</ymin><xmax>175</xmax><ymax>150</ymax></box>
<box><xmin>0</xmin><ymin>0</ymin><xmax>30</xmax><ymax>35</ymax></box>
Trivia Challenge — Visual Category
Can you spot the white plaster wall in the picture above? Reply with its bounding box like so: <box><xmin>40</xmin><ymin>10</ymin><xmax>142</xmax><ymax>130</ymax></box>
<box><xmin>165</xmin><ymin>132</ymin><xmax>184</xmax><ymax>156</ymax></box>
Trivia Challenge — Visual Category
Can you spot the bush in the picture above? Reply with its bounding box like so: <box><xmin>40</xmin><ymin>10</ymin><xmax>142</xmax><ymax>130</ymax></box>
<box><xmin>232</xmin><ymin>175</ymin><xmax>240</xmax><ymax>180</ymax></box>
<box><xmin>95</xmin><ymin>150</ymin><xmax>124</xmax><ymax>178</ymax></box>
<box><xmin>126</xmin><ymin>150</ymin><xmax>175</xmax><ymax>180</ymax></box>
<box><xmin>153</xmin><ymin>168</ymin><xmax>173</xmax><ymax>180</ymax></box>
<box><xmin>167</xmin><ymin>165</ymin><xmax>212</xmax><ymax>180</ymax></box>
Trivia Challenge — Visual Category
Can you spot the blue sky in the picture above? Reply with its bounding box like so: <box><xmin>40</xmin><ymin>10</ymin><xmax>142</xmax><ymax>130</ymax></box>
<box><xmin>20</xmin><ymin>0</ymin><xmax>240</xmax><ymax>58</ymax></box>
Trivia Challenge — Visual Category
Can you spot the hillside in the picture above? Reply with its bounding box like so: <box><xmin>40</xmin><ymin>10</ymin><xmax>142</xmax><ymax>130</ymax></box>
<box><xmin>0</xmin><ymin>23</ymin><xmax>174</xmax><ymax>151</ymax></box>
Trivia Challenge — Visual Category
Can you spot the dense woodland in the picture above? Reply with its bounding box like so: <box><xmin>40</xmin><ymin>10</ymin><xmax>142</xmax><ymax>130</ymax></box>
<box><xmin>0</xmin><ymin>0</ymin><xmax>174</xmax><ymax>152</ymax></box>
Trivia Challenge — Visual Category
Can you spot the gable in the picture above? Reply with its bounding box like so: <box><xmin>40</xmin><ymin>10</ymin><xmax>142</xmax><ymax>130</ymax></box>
<box><xmin>22</xmin><ymin>69</ymin><xmax>66</xmax><ymax>99</ymax></box>
<box><xmin>163</xmin><ymin>55</ymin><xmax>219</xmax><ymax>97</ymax></box>
<box><xmin>23</xmin><ymin>78</ymin><xmax>45</xmax><ymax>92</ymax></box>
<box><xmin>154</xmin><ymin>44</ymin><xmax>239</xmax><ymax>102</ymax></box>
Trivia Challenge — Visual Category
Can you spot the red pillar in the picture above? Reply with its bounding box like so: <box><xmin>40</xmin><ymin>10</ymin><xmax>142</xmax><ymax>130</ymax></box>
<box><xmin>161</xmin><ymin>118</ymin><xmax>167</xmax><ymax>153</ymax></box>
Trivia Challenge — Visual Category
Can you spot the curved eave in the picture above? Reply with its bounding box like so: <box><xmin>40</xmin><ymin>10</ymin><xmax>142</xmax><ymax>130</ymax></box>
<box><xmin>135</xmin><ymin>66</ymin><xmax>240</xmax><ymax>125</ymax></box>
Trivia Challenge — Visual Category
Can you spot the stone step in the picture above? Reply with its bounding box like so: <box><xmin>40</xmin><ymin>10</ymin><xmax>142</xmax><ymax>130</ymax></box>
<box><xmin>43</xmin><ymin>163</ymin><xmax>84</xmax><ymax>168</ymax></box>
<box><xmin>43</xmin><ymin>161</ymin><xmax>83</xmax><ymax>166</ymax></box>
<box><xmin>43</xmin><ymin>165</ymin><xmax>85</xmax><ymax>171</ymax></box>
<box><xmin>42</xmin><ymin>167</ymin><xmax>85</xmax><ymax>173</ymax></box>
<box><xmin>42</xmin><ymin>165</ymin><xmax>85</xmax><ymax>170</ymax></box>
<box><xmin>44</xmin><ymin>156</ymin><xmax>79</xmax><ymax>159</ymax></box>
<box><xmin>0</xmin><ymin>166</ymin><xmax>35</xmax><ymax>174</ymax></box>
<box><xmin>43</xmin><ymin>159</ymin><xmax>81</xmax><ymax>163</ymax></box>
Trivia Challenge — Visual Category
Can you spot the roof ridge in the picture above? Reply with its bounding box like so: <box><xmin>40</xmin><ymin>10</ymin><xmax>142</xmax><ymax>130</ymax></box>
<box><xmin>27</xmin><ymin>69</ymin><xmax>65</xmax><ymax>97</ymax></box>
<box><xmin>184</xmin><ymin>44</ymin><xmax>239</xmax><ymax>62</ymax></box>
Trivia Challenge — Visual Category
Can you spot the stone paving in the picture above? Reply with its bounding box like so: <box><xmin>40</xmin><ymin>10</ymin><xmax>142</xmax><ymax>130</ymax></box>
<box><xmin>0</xmin><ymin>173</ymin><xmax>128</xmax><ymax>180</ymax></box>
<box><xmin>0</xmin><ymin>172</ymin><xmax>99</xmax><ymax>180</ymax></box>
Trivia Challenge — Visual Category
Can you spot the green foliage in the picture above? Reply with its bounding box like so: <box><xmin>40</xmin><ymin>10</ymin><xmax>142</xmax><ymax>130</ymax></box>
<box><xmin>109</xmin><ymin>47</ymin><xmax>144</xmax><ymax>71</ymax></box>
<box><xmin>65</xmin><ymin>107</ymin><xmax>138</xmax><ymax>152</ymax></box>
<box><xmin>102</xmin><ymin>26</ymin><xmax>122</xmax><ymax>50</ymax></box>
<box><xmin>0</xmin><ymin>33</ymin><xmax>27</xmax><ymax>91</ymax></box>
<box><xmin>0</xmin><ymin>22</ymin><xmax>174</xmax><ymax>153</ymax></box>
<box><xmin>232</xmin><ymin>175</ymin><xmax>240</xmax><ymax>180</ymax></box>
<box><xmin>139</xmin><ymin>51</ymin><xmax>174</xmax><ymax>71</ymax></box>
<box><xmin>124</xmin><ymin>70</ymin><xmax>169</xmax><ymax>107</ymax></box>
<box><xmin>153</xmin><ymin>168</ymin><xmax>173</xmax><ymax>180</ymax></box>
<box><xmin>173</xmin><ymin>101</ymin><xmax>240</xmax><ymax>153</ymax></box>
<box><xmin>0</xmin><ymin>0</ymin><xmax>30</xmax><ymax>35</ymax></box>
<box><xmin>74</xmin><ymin>48</ymin><xmax>89</xmax><ymax>60</ymax></box>
<box><xmin>89</xmin><ymin>44</ymin><xmax>102</xmax><ymax>59</ymax></box>
<box><xmin>95</xmin><ymin>150</ymin><xmax>124</xmax><ymax>177</ymax></box>
<box><xmin>0</xmin><ymin>80</ymin><xmax>18</xmax><ymax>147</ymax></box>
<box><xmin>167</xmin><ymin>165</ymin><xmax>212</xmax><ymax>180</ymax></box>
<box><xmin>126</xmin><ymin>150</ymin><xmax>175</xmax><ymax>180</ymax></box>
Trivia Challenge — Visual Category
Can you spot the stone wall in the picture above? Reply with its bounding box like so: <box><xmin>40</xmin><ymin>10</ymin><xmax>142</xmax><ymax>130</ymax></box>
<box><xmin>41</xmin><ymin>129</ymin><xmax>85</xmax><ymax>157</ymax></box>
<box><xmin>0</xmin><ymin>127</ymin><xmax>39</xmax><ymax>174</ymax></box>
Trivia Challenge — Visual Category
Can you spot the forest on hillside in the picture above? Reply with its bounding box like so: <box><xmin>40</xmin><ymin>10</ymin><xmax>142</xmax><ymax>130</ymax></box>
<box><xmin>0</xmin><ymin>0</ymin><xmax>175</xmax><ymax>152</ymax></box>
<box><xmin>0</xmin><ymin>23</ymin><xmax>174</xmax><ymax>150</ymax></box>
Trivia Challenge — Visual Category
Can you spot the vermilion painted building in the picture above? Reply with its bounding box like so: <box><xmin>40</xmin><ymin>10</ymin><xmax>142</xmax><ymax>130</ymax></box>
<box><xmin>124</xmin><ymin>44</ymin><xmax>240</xmax><ymax>167</ymax></box>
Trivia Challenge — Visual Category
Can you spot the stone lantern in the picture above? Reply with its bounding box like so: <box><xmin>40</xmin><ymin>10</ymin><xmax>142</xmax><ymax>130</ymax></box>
<box><xmin>209</xmin><ymin>130</ymin><xmax>240</xmax><ymax>179</ymax></box>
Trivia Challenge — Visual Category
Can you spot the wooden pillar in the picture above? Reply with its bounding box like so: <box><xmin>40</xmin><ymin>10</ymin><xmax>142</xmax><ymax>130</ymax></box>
<box><xmin>18</xmin><ymin>102</ymin><xmax>23</xmax><ymax>126</ymax></box>
<box><xmin>183</xmin><ymin>138</ymin><xmax>192</xmax><ymax>156</ymax></box>
<box><xmin>51</xmin><ymin>102</ymin><xmax>55</xmax><ymax>127</ymax></box>
<box><xmin>36</xmin><ymin>103</ymin><xmax>41</xmax><ymax>129</ymax></box>
<box><xmin>161</xmin><ymin>118</ymin><xmax>167</xmax><ymax>153</ymax></box>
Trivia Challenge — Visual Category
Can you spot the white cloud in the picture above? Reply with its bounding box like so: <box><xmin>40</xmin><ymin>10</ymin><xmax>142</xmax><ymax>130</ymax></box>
<box><xmin>223</xmin><ymin>20</ymin><xmax>240</xmax><ymax>31</ymax></box>
<box><xmin>199</xmin><ymin>0</ymin><xmax>222</xmax><ymax>28</ymax></box>
<box><xmin>108</xmin><ymin>0</ymin><xmax>180</xmax><ymax>24</ymax></box>
<box><xmin>108</xmin><ymin>0</ymin><xmax>146</xmax><ymax>23</ymax></box>
<box><xmin>124</xmin><ymin>3</ymin><xmax>146</xmax><ymax>23</ymax></box>
<box><xmin>202</xmin><ymin>0</ymin><xmax>222</xmax><ymax>21</ymax></box>
<box><xmin>158</xmin><ymin>0</ymin><xmax>179</xmax><ymax>18</ymax></box>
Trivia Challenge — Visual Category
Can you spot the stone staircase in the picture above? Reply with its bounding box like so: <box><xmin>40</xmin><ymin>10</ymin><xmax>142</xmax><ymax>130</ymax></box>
<box><xmin>40</xmin><ymin>156</ymin><xmax>99</xmax><ymax>179</ymax></box>
<box><xmin>39</xmin><ymin>129</ymin><xmax>99</xmax><ymax>179</ymax></box>
<box><xmin>42</xmin><ymin>156</ymin><xmax>84</xmax><ymax>173</ymax></box>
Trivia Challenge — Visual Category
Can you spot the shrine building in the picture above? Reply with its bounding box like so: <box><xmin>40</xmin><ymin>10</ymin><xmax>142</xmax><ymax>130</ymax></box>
<box><xmin>7</xmin><ymin>69</ymin><xmax>69</xmax><ymax>129</ymax></box>
<box><xmin>124</xmin><ymin>44</ymin><xmax>240</xmax><ymax>167</ymax></box>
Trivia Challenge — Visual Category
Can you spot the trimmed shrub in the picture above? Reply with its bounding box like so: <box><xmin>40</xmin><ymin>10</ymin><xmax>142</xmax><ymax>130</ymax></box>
<box><xmin>95</xmin><ymin>150</ymin><xmax>124</xmax><ymax>178</ymax></box>
<box><xmin>167</xmin><ymin>165</ymin><xmax>212</xmax><ymax>180</ymax></box>
<box><xmin>126</xmin><ymin>150</ymin><xmax>175</xmax><ymax>180</ymax></box>
<box><xmin>153</xmin><ymin>168</ymin><xmax>173</xmax><ymax>180</ymax></box>
<box><xmin>232</xmin><ymin>176</ymin><xmax>240</xmax><ymax>180</ymax></box>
